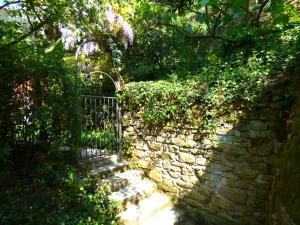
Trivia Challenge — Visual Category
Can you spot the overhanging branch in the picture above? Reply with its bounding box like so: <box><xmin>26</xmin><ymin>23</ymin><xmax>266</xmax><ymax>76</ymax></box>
<box><xmin>0</xmin><ymin>0</ymin><xmax>22</xmax><ymax>10</ymax></box>
<box><xmin>2</xmin><ymin>20</ymin><xmax>47</xmax><ymax>48</ymax></box>
<box><xmin>158</xmin><ymin>22</ymin><xmax>224</xmax><ymax>40</ymax></box>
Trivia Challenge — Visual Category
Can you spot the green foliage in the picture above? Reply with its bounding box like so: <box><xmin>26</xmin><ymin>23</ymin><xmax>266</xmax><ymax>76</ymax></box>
<box><xmin>121</xmin><ymin>25</ymin><xmax>300</xmax><ymax>130</ymax></box>
<box><xmin>122</xmin><ymin>1</ymin><xmax>205</xmax><ymax>81</ymax></box>
<box><xmin>0</xmin><ymin>38</ymin><xmax>78</xmax><ymax>149</ymax></box>
<box><xmin>0</xmin><ymin>5</ymin><xmax>122</xmax><ymax>224</ymax></box>
<box><xmin>121</xmin><ymin>138</ymin><xmax>134</xmax><ymax>159</ymax></box>
<box><xmin>119</xmin><ymin>80</ymin><xmax>196</xmax><ymax>124</ymax></box>
<box><xmin>0</xmin><ymin>0</ymin><xmax>104</xmax><ymax>48</ymax></box>
<box><xmin>81</xmin><ymin>130</ymin><xmax>117</xmax><ymax>150</ymax></box>
<box><xmin>0</xmin><ymin>161</ymin><xmax>119</xmax><ymax>225</ymax></box>
<box><xmin>123</xmin><ymin>0</ymin><xmax>300</xmax><ymax>82</ymax></box>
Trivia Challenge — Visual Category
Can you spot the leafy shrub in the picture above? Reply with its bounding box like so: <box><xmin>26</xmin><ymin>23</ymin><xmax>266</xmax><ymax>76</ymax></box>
<box><xmin>118</xmin><ymin>80</ymin><xmax>197</xmax><ymax>124</ymax></box>
<box><xmin>120</xmin><ymin>25</ymin><xmax>300</xmax><ymax>130</ymax></box>
<box><xmin>0</xmin><ymin>161</ymin><xmax>119</xmax><ymax>225</ymax></box>
<box><xmin>81</xmin><ymin>130</ymin><xmax>117</xmax><ymax>150</ymax></box>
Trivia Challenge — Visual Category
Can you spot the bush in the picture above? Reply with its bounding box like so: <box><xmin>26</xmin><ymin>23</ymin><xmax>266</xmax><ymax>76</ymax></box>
<box><xmin>118</xmin><ymin>80</ymin><xmax>197</xmax><ymax>124</ymax></box>
<box><xmin>0</xmin><ymin>160</ymin><xmax>119</xmax><ymax>225</ymax></box>
<box><xmin>120</xmin><ymin>25</ymin><xmax>300</xmax><ymax>131</ymax></box>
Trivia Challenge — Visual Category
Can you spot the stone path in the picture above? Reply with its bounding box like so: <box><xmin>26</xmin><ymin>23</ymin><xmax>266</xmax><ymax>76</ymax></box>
<box><xmin>80</xmin><ymin>155</ymin><xmax>184</xmax><ymax>225</ymax></box>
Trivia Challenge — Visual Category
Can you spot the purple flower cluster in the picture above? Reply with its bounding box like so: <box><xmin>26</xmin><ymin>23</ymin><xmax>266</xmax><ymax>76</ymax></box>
<box><xmin>83</xmin><ymin>41</ymin><xmax>99</xmax><ymax>55</ymax></box>
<box><xmin>104</xmin><ymin>4</ymin><xmax>134</xmax><ymax>49</ymax></box>
<box><xmin>60</xmin><ymin>26</ymin><xmax>78</xmax><ymax>50</ymax></box>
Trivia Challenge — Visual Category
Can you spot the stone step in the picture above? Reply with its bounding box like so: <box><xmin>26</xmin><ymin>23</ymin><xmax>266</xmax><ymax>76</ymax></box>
<box><xmin>109</xmin><ymin>178</ymin><xmax>157</xmax><ymax>209</ymax></box>
<box><xmin>118</xmin><ymin>192</ymin><xmax>174</xmax><ymax>225</ymax></box>
<box><xmin>97</xmin><ymin>170</ymin><xmax>144</xmax><ymax>192</ymax></box>
<box><xmin>142</xmin><ymin>206</ymin><xmax>184</xmax><ymax>225</ymax></box>
<box><xmin>91</xmin><ymin>161</ymin><xmax>128</xmax><ymax>179</ymax></box>
<box><xmin>78</xmin><ymin>153</ymin><xmax>120</xmax><ymax>169</ymax></box>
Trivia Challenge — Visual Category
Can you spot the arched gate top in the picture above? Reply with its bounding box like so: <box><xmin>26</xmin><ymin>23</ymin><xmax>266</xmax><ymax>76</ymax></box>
<box><xmin>74</xmin><ymin>39</ymin><xmax>121</xmax><ymax>92</ymax></box>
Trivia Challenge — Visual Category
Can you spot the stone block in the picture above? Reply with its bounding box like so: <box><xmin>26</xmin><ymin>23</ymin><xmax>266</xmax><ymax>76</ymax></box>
<box><xmin>235</xmin><ymin>206</ymin><xmax>255</xmax><ymax>217</ymax></box>
<box><xmin>251</xmin><ymin>144</ymin><xmax>273</xmax><ymax>156</ymax></box>
<box><xmin>245</xmin><ymin>155</ymin><xmax>263</xmax><ymax>163</ymax></box>
<box><xmin>167</xmin><ymin>152</ymin><xmax>176</xmax><ymax>160</ymax></box>
<box><xmin>157</xmin><ymin>136</ymin><xmax>165</xmax><ymax>143</ymax></box>
<box><xmin>133</xmin><ymin>150</ymin><xmax>144</xmax><ymax>158</ymax></box>
<box><xmin>143</xmin><ymin>144</ymin><xmax>149</xmax><ymax>151</ymax></box>
<box><xmin>144</xmin><ymin>151</ymin><xmax>154</xmax><ymax>157</ymax></box>
<box><xmin>216</xmin><ymin>135</ymin><xmax>233</xmax><ymax>144</ymax></box>
<box><xmin>234</xmin><ymin>178</ymin><xmax>256</xmax><ymax>189</ymax></box>
<box><xmin>159</xmin><ymin>181</ymin><xmax>178</xmax><ymax>193</ymax></box>
<box><xmin>235</xmin><ymin>163</ymin><xmax>258</xmax><ymax>179</ymax></box>
<box><xmin>137</xmin><ymin>160</ymin><xmax>152</xmax><ymax>169</ymax></box>
<box><xmin>190</xmin><ymin>148</ymin><xmax>201</xmax><ymax>155</ymax></box>
<box><xmin>195</xmin><ymin>170</ymin><xmax>205</xmax><ymax>179</ymax></box>
<box><xmin>236</xmin><ymin>120</ymin><xmax>250</xmax><ymax>130</ymax></box>
<box><xmin>207</xmin><ymin>163</ymin><xmax>233</xmax><ymax>173</ymax></box>
<box><xmin>216</xmin><ymin>127</ymin><xmax>231</xmax><ymax>135</ymax></box>
<box><xmin>254</xmin><ymin>189</ymin><xmax>269</xmax><ymax>200</ymax></box>
<box><xmin>169</xmin><ymin>145</ymin><xmax>179</xmax><ymax>152</ymax></box>
<box><xmin>180</xmin><ymin>174</ymin><xmax>194</xmax><ymax>183</ymax></box>
<box><xmin>127</xmin><ymin>126</ymin><xmax>136</xmax><ymax>133</ymax></box>
<box><xmin>256</xmin><ymin>174</ymin><xmax>273</xmax><ymax>184</ymax></box>
<box><xmin>148</xmin><ymin>169</ymin><xmax>163</xmax><ymax>183</ymax></box>
<box><xmin>123</xmin><ymin>130</ymin><xmax>136</xmax><ymax>138</ymax></box>
<box><xmin>222</xmin><ymin>172</ymin><xmax>239</xmax><ymax>182</ymax></box>
<box><xmin>246</xmin><ymin>197</ymin><xmax>266</xmax><ymax>210</ymax></box>
<box><xmin>205</xmin><ymin>174</ymin><xmax>222</xmax><ymax>188</ymax></box>
<box><xmin>162</xmin><ymin>160</ymin><xmax>172</xmax><ymax>169</ymax></box>
<box><xmin>186</xmin><ymin>139</ymin><xmax>197</xmax><ymax>148</ymax></box>
<box><xmin>218</xmin><ymin>186</ymin><xmax>247</xmax><ymax>204</ymax></box>
<box><xmin>182</xmin><ymin>167</ymin><xmax>194</xmax><ymax>175</ymax></box>
<box><xmin>149</xmin><ymin>142</ymin><xmax>162</xmax><ymax>150</ymax></box>
<box><xmin>249</xmin><ymin>130</ymin><xmax>274</xmax><ymax>138</ymax></box>
<box><xmin>183</xmin><ymin>198</ymin><xmax>205</xmax><ymax>210</ymax></box>
<box><xmin>263</xmin><ymin>155</ymin><xmax>276</xmax><ymax>165</ymax></box>
<box><xmin>170</xmin><ymin>137</ymin><xmax>193</xmax><ymax>148</ymax></box>
<box><xmin>249</xmin><ymin>120</ymin><xmax>268</xmax><ymax>130</ymax></box>
<box><xmin>179</xmin><ymin>152</ymin><xmax>195</xmax><ymax>164</ymax></box>
<box><xmin>172</xmin><ymin>161</ymin><xmax>185</xmax><ymax>168</ymax></box>
<box><xmin>211</xmin><ymin>195</ymin><xmax>235</xmax><ymax>211</ymax></box>
<box><xmin>169</xmin><ymin>171</ymin><xmax>181</xmax><ymax>178</ymax></box>
<box><xmin>144</xmin><ymin>136</ymin><xmax>156</xmax><ymax>141</ymax></box>
<box><xmin>196</xmin><ymin>156</ymin><xmax>207</xmax><ymax>165</ymax></box>
<box><xmin>177</xmin><ymin>180</ymin><xmax>193</xmax><ymax>188</ymax></box>
<box><xmin>206</xmin><ymin>204</ymin><xmax>218</xmax><ymax>214</ymax></box>
<box><xmin>240</xmin><ymin>130</ymin><xmax>251</xmax><ymax>138</ymax></box>
<box><xmin>169</xmin><ymin>165</ymin><xmax>180</xmax><ymax>173</ymax></box>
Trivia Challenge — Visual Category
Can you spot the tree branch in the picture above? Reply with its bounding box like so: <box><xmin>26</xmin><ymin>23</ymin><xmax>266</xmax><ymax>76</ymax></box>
<box><xmin>158</xmin><ymin>22</ymin><xmax>224</xmax><ymax>40</ymax></box>
<box><xmin>255</xmin><ymin>0</ymin><xmax>270</xmax><ymax>22</ymax></box>
<box><xmin>25</xmin><ymin>14</ymin><xmax>34</xmax><ymax>29</ymax></box>
<box><xmin>32</xmin><ymin>7</ymin><xmax>43</xmax><ymax>23</ymax></box>
<box><xmin>2</xmin><ymin>21</ymin><xmax>47</xmax><ymax>48</ymax></box>
<box><xmin>205</xmin><ymin>5</ymin><xmax>211</xmax><ymax>34</ymax></box>
<box><xmin>0</xmin><ymin>0</ymin><xmax>22</xmax><ymax>10</ymax></box>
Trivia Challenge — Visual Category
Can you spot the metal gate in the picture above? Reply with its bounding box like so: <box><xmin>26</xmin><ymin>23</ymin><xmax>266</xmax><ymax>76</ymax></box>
<box><xmin>80</xmin><ymin>93</ymin><xmax>121</xmax><ymax>159</ymax></box>
<box><xmin>75</xmin><ymin>40</ymin><xmax>122</xmax><ymax>160</ymax></box>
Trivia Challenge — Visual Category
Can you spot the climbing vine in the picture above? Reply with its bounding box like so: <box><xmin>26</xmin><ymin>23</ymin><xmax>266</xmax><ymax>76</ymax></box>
<box><xmin>119</xmin><ymin>25</ymin><xmax>300</xmax><ymax>132</ymax></box>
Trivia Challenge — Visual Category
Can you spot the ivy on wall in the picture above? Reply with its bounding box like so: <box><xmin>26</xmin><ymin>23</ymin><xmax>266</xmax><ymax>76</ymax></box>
<box><xmin>119</xmin><ymin>25</ymin><xmax>300</xmax><ymax>131</ymax></box>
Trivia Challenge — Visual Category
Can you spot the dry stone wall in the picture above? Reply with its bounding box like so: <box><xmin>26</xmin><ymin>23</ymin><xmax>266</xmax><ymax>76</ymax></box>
<box><xmin>122</xmin><ymin>106</ymin><xmax>285</xmax><ymax>225</ymax></box>
<box><xmin>268</xmin><ymin>93</ymin><xmax>300</xmax><ymax>225</ymax></box>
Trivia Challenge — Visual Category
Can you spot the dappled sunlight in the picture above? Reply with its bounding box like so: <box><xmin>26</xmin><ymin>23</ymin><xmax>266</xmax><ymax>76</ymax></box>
<box><xmin>122</xmin><ymin>74</ymin><xmax>296</xmax><ymax>224</ymax></box>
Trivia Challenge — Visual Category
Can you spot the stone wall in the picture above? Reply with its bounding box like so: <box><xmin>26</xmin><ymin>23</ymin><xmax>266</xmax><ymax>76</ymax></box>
<box><xmin>122</xmin><ymin>106</ymin><xmax>285</xmax><ymax>225</ymax></box>
<box><xmin>268</xmin><ymin>93</ymin><xmax>300</xmax><ymax>225</ymax></box>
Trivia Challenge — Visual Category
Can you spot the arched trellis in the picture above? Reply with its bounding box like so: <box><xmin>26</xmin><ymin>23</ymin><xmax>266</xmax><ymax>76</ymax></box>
<box><xmin>74</xmin><ymin>39</ymin><xmax>122</xmax><ymax>160</ymax></box>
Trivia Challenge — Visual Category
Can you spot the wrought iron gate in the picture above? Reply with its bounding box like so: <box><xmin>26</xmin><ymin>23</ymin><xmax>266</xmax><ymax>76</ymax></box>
<box><xmin>80</xmin><ymin>93</ymin><xmax>121</xmax><ymax>159</ymax></box>
<box><xmin>75</xmin><ymin>40</ymin><xmax>122</xmax><ymax>160</ymax></box>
